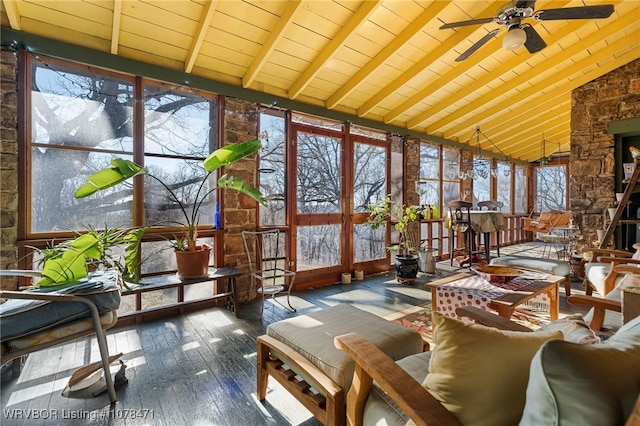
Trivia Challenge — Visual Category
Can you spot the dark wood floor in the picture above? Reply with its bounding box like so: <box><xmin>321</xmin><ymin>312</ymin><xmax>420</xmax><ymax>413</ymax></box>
<box><xmin>1</xmin><ymin>242</ymin><xmax>588</xmax><ymax>426</ymax></box>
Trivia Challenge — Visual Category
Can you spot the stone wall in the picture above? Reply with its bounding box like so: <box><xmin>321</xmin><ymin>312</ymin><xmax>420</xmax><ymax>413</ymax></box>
<box><xmin>570</xmin><ymin>58</ymin><xmax>640</xmax><ymax>244</ymax></box>
<box><xmin>0</xmin><ymin>47</ymin><xmax>18</xmax><ymax>290</ymax></box>
<box><xmin>221</xmin><ymin>97</ymin><xmax>259</xmax><ymax>302</ymax></box>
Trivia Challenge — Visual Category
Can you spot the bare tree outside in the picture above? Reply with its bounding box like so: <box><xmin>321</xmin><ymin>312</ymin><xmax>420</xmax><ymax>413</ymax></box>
<box><xmin>535</xmin><ymin>165</ymin><xmax>567</xmax><ymax>211</ymax></box>
<box><xmin>353</xmin><ymin>142</ymin><xmax>387</xmax><ymax>262</ymax></box>
<box><xmin>29</xmin><ymin>60</ymin><xmax>217</xmax><ymax>273</ymax></box>
<box><xmin>259</xmin><ymin>110</ymin><xmax>286</xmax><ymax>226</ymax></box>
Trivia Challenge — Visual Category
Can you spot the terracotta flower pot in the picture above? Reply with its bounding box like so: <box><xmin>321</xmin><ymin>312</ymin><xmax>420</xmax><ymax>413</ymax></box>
<box><xmin>175</xmin><ymin>245</ymin><xmax>211</xmax><ymax>279</ymax></box>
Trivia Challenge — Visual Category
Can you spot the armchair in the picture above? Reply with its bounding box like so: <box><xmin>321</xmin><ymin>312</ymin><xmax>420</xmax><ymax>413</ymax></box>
<box><xmin>0</xmin><ymin>269</ymin><xmax>121</xmax><ymax>403</ymax></box>
<box><xmin>334</xmin><ymin>305</ymin><xmax>640</xmax><ymax>426</ymax></box>
<box><xmin>582</xmin><ymin>243</ymin><xmax>640</xmax><ymax>296</ymax></box>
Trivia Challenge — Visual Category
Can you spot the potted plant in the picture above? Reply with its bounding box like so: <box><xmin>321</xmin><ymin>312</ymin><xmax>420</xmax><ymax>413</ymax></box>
<box><xmin>74</xmin><ymin>140</ymin><xmax>266</xmax><ymax>279</ymax></box>
<box><xmin>28</xmin><ymin>225</ymin><xmax>145</xmax><ymax>287</ymax></box>
<box><xmin>366</xmin><ymin>195</ymin><xmax>421</xmax><ymax>282</ymax></box>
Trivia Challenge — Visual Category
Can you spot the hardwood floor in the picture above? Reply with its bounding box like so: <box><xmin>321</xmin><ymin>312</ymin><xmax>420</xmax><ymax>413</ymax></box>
<box><xmin>1</xmin><ymin>242</ymin><xmax>588</xmax><ymax>426</ymax></box>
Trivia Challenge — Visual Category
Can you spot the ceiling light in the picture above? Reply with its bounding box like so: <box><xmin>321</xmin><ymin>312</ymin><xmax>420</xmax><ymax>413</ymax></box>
<box><xmin>502</xmin><ymin>27</ymin><xmax>526</xmax><ymax>51</ymax></box>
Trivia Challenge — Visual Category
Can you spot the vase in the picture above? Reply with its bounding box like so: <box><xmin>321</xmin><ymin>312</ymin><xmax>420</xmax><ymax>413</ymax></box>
<box><xmin>608</xmin><ymin>208</ymin><xmax>617</xmax><ymax>220</ymax></box>
<box><xmin>175</xmin><ymin>245</ymin><xmax>211</xmax><ymax>279</ymax></box>
<box><xmin>395</xmin><ymin>254</ymin><xmax>419</xmax><ymax>283</ymax></box>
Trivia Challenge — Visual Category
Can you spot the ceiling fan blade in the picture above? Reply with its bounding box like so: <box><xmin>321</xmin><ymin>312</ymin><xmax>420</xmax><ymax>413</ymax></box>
<box><xmin>521</xmin><ymin>24</ymin><xmax>546</xmax><ymax>53</ymax></box>
<box><xmin>534</xmin><ymin>5</ymin><xmax>614</xmax><ymax>21</ymax></box>
<box><xmin>455</xmin><ymin>28</ymin><xmax>501</xmax><ymax>62</ymax></box>
<box><xmin>440</xmin><ymin>17</ymin><xmax>495</xmax><ymax>30</ymax></box>
<box><xmin>515</xmin><ymin>1</ymin><xmax>536</xmax><ymax>10</ymax></box>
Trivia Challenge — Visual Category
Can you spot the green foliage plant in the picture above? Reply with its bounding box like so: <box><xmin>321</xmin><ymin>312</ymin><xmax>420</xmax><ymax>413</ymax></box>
<box><xmin>366</xmin><ymin>195</ymin><xmax>421</xmax><ymax>256</ymax></box>
<box><xmin>74</xmin><ymin>140</ymin><xmax>267</xmax><ymax>253</ymax></box>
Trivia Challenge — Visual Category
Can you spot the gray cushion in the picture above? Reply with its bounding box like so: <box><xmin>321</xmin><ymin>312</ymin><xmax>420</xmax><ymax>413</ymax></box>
<box><xmin>491</xmin><ymin>255</ymin><xmax>570</xmax><ymax>276</ymax></box>
<box><xmin>363</xmin><ymin>351</ymin><xmax>431</xmax><ymax>426</ymax></box>
<box><xmin>519</xmin><ymin>314</ymin><xmax>640</xmax><ymax>426</ymax></box>
<box><xmin>267</xmin><ymin>304</ymin><xmax>423</xmax><ymax>393</ymax></box>
<box><xmin>0</xmin><ymin>270</ymin><xmax>121</xmax><ymax>341</ymax></box>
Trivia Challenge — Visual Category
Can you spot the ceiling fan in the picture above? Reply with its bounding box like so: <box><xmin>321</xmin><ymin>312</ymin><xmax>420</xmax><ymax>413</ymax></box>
<box><xmin>440</xmin><ymin>1</ymin><xmax>615</xmax><ymax>62</ymax></box>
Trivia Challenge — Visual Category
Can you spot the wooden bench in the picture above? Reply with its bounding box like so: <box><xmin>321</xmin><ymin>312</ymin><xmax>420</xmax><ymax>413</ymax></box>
<box><xmin>118</xmin><ymin>267</ymin><xmax>242</xmax><ymax>325</ymax></box>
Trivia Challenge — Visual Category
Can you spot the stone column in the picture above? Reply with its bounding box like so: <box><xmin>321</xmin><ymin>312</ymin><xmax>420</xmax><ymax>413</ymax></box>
<box><xmin>222</xmin><ymin>97</ymin><xmax>259</xmax><ymax>302</ymax></box>
<box><xmin>1</xmin><ymin>47</ymin><xmax>19</xmax><ymax>290</ymax></box>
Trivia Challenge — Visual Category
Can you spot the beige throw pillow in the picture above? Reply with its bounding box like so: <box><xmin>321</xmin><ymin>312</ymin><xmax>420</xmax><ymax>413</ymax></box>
<box><xmin>424</xmin><ymin>312</ymin><xmax>562</xmax><ymax>426</ymax></box>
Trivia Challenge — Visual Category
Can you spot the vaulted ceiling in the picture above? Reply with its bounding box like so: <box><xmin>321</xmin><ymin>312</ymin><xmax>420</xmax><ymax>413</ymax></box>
<box><xmin>1</xmin><ymin>0</ymin><xmax>639</xmax><ymax>162</ymax></box>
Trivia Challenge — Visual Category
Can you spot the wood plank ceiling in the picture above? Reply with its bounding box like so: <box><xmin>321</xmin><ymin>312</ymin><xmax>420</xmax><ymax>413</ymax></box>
<box><xmin>1</xmin><ymin>0</ymin><xmax>639</xmax><ymax>162</ymax></box>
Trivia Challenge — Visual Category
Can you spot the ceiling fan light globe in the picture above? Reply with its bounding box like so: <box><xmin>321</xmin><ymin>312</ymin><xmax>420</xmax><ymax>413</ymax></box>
<box><xmin>502</xmin><ymin>27</ymin><xmax>527</xmax><ymax>51</ymax></box>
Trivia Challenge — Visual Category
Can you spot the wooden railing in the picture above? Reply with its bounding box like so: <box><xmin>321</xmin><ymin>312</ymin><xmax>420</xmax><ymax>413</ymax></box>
<box><xmin>419</xmin><ymin>214</ymin><xmax>531</xmax><ymax>261</ymax></box>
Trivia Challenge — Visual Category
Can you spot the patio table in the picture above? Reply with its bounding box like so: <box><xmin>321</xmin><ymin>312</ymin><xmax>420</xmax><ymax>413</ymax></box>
<box><xmin>446</xmin><ymin>210</ymin><xmax>505</xmax><ymax>264</ymax></box>
<box><xmin>425</xmin><ymin>270</ymin><xmax>561</xmax><ymax>322</ymax></box>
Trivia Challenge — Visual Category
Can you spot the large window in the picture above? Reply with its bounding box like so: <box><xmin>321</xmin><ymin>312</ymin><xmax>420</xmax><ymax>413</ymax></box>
<box><xmin>30</xmin><ymin>60</ymin><xmax>135</xmax><ymax>233</ymax></box>
<box><xmin>259</xmin><ymin>109</ymin><xmax>287</xmax><ymax>226</ymax></box>
<box><xmin>535</xmin><ymin>164</ymin><xmax>568</xmax><ymax>211</ymax></box>
<box><xmin>29</xmin><ymin>56</ymin><xmax>219</xmax><ymax>236</ymax></box>
<box><xmin>418</xmin><ymin>144</ymin><xmax>440</xmax><ymax>208</ymax></box>
<box><xmin>472</xmin><ymin>156</ymin><xmax>490</xmax><ymax>206</ymax></box>
<box><xmin>496</xmin><ymin>162</ymin><xmax>511</xmax><ymax>212</ymax></box>
<box><xmin>442</xmin><ymin>147</ymin><xmax>461</xmax><ymax>206</ymax></box>
<box><xmin>27</xmin><ymin>55</ymin><xmax>219</xmax><ymax>272</ymax></box>
<box><xmin>514</xmin><ymin>165</ymin><xmax>527</xmax><ymax>213</ymax></box>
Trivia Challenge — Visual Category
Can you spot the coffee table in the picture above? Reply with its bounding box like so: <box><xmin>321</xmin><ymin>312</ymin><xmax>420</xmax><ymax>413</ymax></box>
<box><xmin>425</xmin><ymin>271</ymin><xmax>561</xmax><ymax>321</ymax></box>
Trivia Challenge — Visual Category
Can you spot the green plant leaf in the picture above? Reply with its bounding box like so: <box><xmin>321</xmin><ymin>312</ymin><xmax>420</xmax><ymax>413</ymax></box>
<box><xmin>218</xmin><ymin>174</ymin><xmax>267</xmax><ymax>206</ymax></box>
<box><xmin>75</xmin><ymin>158</ymin><xmax>145</xmax><ymax>198</ymax></box>
<box><xmin>122</xmin><ymin>228</ymin><xmax>145</xmax><ymax>283</ymax></box>
<box><xmin>203</xmin><ymin>140</ymin><xmax>262</xmax><ymax>172</ymax></box>
<box><xmin>38</xmin><ymin>249</ymin><xmax>89</xmax><ymax>286</ymax></box>
<box><xmin>68</xmin><ymin>233</ymin><xmax>102</xmax><ymax>260</ymax></box>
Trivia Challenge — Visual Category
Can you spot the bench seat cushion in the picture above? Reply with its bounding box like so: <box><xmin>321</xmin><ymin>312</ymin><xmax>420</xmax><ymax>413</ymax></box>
<box><xmin>267</xmin><ymin>304</ymin><xmax>423</xmax><ymax>392</ymax></box>
<box><xmin>491</xmin><ymin>255</ymin><xmax>570</xmax><ymax>277</ymax></box>
<box><xmin>0</xmin><ymin>270</ymin><xmax>121</xmax><ymax>341</ymax></box>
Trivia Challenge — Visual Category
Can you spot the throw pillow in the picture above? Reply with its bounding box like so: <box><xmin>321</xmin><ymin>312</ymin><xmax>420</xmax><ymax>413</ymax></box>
<box><xmin>423</xmin><ymin>312</ymin><xmax>562</xmax><ymax>426</ymax></box>
<box><xmin>519</xmin><ymin>315</ymin><xmax>640</xmax><ymax>426</ymax></box>
<box><xmin>539</xmin><ymin>313</ymin><xmax>601</xmax><ymax>344</ymax></box>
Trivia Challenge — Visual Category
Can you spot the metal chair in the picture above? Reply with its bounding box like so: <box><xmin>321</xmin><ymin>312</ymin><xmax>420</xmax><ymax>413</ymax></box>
<box><xmin>478</xmin><ymin>200</ymin><xmax>504</xmax><ymax>257</ymax></box>
<box><xmin>447</xmin><ymin>200</ymin><xmax>473</xmax><ymax>267</ymax></box>
<box><xmin>0</xmin><ymin>269</ymin><xmax>120</xmax><ymax>403</ymax></box>
<box><xmin>242</xmin><ymin>230</ymin><xmax>296</xmax><ymax>319</ymax></box>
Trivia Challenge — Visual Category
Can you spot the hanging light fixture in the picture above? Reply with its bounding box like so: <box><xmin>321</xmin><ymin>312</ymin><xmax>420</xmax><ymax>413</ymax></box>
<box><xmin>449</xmin><ymin>126</ymin><xmax>510</xmax><ymax>180</ymax></box>
<box><xmin>503</xmin><ymin>26</ymin><xmax>527</xmax><ymax>51</ymax></box>
<box><xmin>540</xmin><ymin>134</ymin><xmax>550</xmax><ymax>166</ymax></box>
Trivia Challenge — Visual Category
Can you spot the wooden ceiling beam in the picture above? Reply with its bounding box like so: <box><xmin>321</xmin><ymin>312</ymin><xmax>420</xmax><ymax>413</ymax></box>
<box><xmin>3</xmin><ymin>0</ymin><xmax>21</xmax><ymax>30</ymax></box>
<box><xmin>110</xmin><ymin>0</ymin><xmax>122</xmax><ymax>55</ymax></box>
<box><xmin>412</xmin><ymin>4</ymin><xmax>627</xmax><ymax>131</ymax></box>
<box><xmin>357</xmin><ymin>2</ymin><xmax>502</xmax><ymax>117</ymax></box>
<box><xmin>288</xmin><ymin>0</ymin><xmax>381</xmax><ymax>100</ymax></box>
<box><xmin>392</xmin><ymin>3</ymin><xmax>579</xmax><ymax>125</ymax></box>
<box><xmin>508</xmin><ymin>127</ymin><xmax>570</xmax><ymax>160</ymax></box>
<box><xmin>242</xmin><ymin>0</ymin><xmax>302</xmax><ymax>88</ymax></box>
<box><xmin>325</xmin><ymin>1</ymin><xmax>448</xmax><ymax>109</ymax></box>
<box><xmin>243</xmin><ymin>0</ymin><xmax>302</xmax><ymax>89</ymax></box>
<box><xmin>432</xmin><ymin>3</ymin><xmax>632</xmax><ymax>135</ymax></box>
<box><xmin>499</xmin><ymin>113</ymin><xmax>569</xmax><ymax>150</ymax></box>
<box><xmin>475</xmin><ymin>95</ymin><xmax>571</xmax><ymax>142</ymax></box>
<box><xmin>185</xmin><ymin>0</ymin><xmax>218</xmax><ymax>74</ymax></box>
<box><xmin>438</xmin><ymin>28</ymin><xmax>639</xmax><ymax>139</ymax></box>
